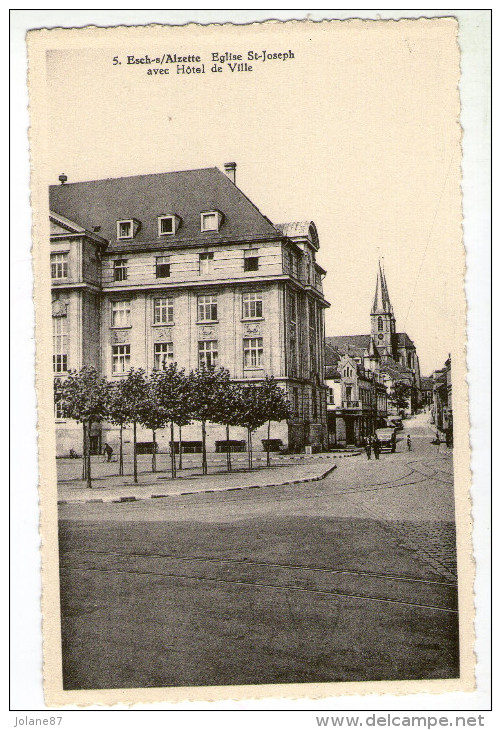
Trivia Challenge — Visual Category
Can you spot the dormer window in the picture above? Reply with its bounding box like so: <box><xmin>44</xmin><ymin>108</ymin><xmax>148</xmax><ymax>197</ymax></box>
<box><xmin>117</xmin><ymin>220</ymin><xmax>132</xmax><ymax>239</ymax></box>
<box><xmin>158</xmin><ymin>214</ymin><xmax>181</xmax><ymax>236</ymax></box>
<box><xmin>201</xmin><ymin>210</ymin><xmax>223</xmax><ymax>232</ymax></box>
<box><xmin>159</xmin><ymin>216</ymin><xmax>174</xmax><ymax>235</ymax></box>
<box><xmin>117</xmin><ymin>219</ymin><xmax>140</xmax><ymax>240</ymax></box>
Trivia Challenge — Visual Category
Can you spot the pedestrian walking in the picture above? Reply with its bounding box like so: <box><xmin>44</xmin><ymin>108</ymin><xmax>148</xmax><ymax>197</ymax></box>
<box><xmin>103</xmin><ymin>442</ymin><xmax>113</xmax><ymax>462</ymax></box>
<box><xmin>365</xmin><ymin>436</ymin><xmax>372</xmax><ymax>460</ymax></box>
<box><xmin>407</xmin><ymin>434</ymin><xmax>412</xmax><ymax>451</ymax></box>
<box><xmin>373</xmin><ymin>437</ymin><xmax>380</xmax><ymax>460</ymax></box>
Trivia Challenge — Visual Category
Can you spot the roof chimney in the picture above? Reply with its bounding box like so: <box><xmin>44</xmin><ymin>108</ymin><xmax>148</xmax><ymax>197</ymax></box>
<box><xmin>223</xmin><ymin>162</ymin><xmax>236</xmax><ymax>185</ymax></box>
<box><xmin>58</xmin><ymin>173</ymin><xmax>68</xmax><ymax>185</ymax></box>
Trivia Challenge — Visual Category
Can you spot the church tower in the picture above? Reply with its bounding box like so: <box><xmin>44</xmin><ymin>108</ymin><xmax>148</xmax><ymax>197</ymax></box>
<box><xmin>370</xmin><ymin>260</ymin><xmax>396</xmax><ymax>360</ymax></box>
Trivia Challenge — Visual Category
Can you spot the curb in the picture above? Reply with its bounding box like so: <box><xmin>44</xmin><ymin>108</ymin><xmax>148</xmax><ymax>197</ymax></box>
<box><xmin>58</xmin><ymin>463</ymin><xmax>338</xmax><ymax>505</ymax></box>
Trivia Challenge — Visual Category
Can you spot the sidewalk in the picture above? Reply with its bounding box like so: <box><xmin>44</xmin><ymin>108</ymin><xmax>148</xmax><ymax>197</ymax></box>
<box><xmin>57</xmin><ymin>458</ymin><xmax>339</xmax><ymax>504</ymax></box>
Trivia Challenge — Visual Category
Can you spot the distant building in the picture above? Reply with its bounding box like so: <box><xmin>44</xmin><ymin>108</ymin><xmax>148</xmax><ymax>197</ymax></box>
<box><xmin>324</xmin><ymin>261</ymin><xmax>421</xmax><ymax>445</ymax></box>
<box><xmin>420</xmin><ymin>376</ymin><xmax>434</xmax><ymax>407</ymax></box>
<box><xmin>431</xmin><ymin>356</ymin><xmax>453</xmax><ymax>444</ymax></box>
<box><xmin>324</xmin><ymin>352</ymin><xmax>387</xmax><ymax>447</ymax></box>
<box><xmin>50</xmin><ymin>164</ymin><xmax>330</xmax><ymax>456</ymax></box>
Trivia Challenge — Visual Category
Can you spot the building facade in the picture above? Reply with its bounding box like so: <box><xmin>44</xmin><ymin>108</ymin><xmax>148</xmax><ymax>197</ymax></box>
<box><xmin>50</xmin><ymin>164</ymin><xmax>330</xmax><ymax>455</ymax></box>
<box><xmin>324</xmin><ymin>261</ymin><xmax>421</xmax><ymax>445</ymax></box>
<box><xmin>325</xmin><ymin>355</ymin><xmax>388</xmax><ymax>447</ymax></box>
<box><xmin>431</xmin><ymin>357</ymin><xmax>453</xmax><ymax>445</ymax></box>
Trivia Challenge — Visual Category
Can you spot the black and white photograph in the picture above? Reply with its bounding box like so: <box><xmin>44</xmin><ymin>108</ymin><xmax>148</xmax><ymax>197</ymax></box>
<box><xmin>21</xmin><ymin>12</ymin><xmax>488</xmax><ymax>708</ymax></box>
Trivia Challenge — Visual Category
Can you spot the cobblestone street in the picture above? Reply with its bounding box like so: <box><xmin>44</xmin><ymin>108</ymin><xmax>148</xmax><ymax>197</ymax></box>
<box><xmin>58</xmin><ymin>412</ymin><xmax>458</xmax><ymax>689</ymax></box>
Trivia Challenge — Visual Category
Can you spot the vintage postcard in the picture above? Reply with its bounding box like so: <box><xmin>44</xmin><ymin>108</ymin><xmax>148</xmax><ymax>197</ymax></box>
<box><xmin>27</xmin><ymin>17</ymin><xmax>475</xmax><ymax>707</ymax></box>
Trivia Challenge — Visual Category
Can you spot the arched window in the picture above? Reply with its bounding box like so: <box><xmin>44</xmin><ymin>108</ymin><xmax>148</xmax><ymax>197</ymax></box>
<box><xmin>378</xmin><ymin>317</ymin><xmax>383</xmax><ymax>331</ymax></box>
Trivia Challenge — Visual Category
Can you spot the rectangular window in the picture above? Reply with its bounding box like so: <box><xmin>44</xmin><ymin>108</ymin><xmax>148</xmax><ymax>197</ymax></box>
<box><xmin>112</xmin><ymin>344</ymin><xmax>130</xmax><ymax>374</ymax></box>
<box><xmin>244</xmin><ymin>256</ymin><xmax>259</xmax><ymax>271</ymax></box>
<box><xmin>113</xmin><ymin>259</ymin><xmax>128</xmax><ymax>281</ymax></box>
<box><xmin>156</xmin><ymin>256</ymin><xmax>171</xmax><ymax>278</ymax></box>
<box><xmin>309</xmin><ymin>301</ymin><xmax>317</xmax><ymax>369</ymax></box>
<box><xmin>158</xmin><ymin>216</ymin><xmax>174</xmax><ymax>236</ymax></box>
<box><xmin>242</xmin><ymin>292</ymin><xmax>263</xmax><ymax>319</ymax></box>
<box><xmin>243</xmin><ymin>337</ymin><xmax>263</xmax><ymax>368</ymax></box>
<box><xmin>199</xmin><ymin>252</ymin><xmax>214</xmax><ymax>275</ymax></box>
<box><xmin>54</xmin><ymin>398</ymin><xmax>65</xmax><ymax>420</ymax></box>
<box><xmin>305</xmin><ymin>259</ymin><xmax>311</xmax><ymax>285</ymax></box>
<box><xmin>51</xmin><ymin>253</ymin><xmax>68</xmax><ymax>279</ymax></box>
<box><xmin>111</xmin><ymin>299</ymin><xmax>131</xmax><ymax>327</ymax></box>
<box><xmin>289</xmin><ymin>292</ymin><xmax>297</xmax><ymax>323</ymax></box>
<box><xmin>154</xmin><ymin>342</ymin><xmax>174</xmax><ymax>370</ymax></box>
<box><xmin>283</xmin><ymin>249</ymin><xmax>292</xmax><ymax>275</ymax></box>
<box><xmin>197</xmin><ymin>294</ymin><xmax>217</xmax><ymax>321</ymax></box>
<box><xmin>52</xmin><ymin>317</ymin><xmax>68</xmax><ymax>373</ymax></box>
<box><xmin>198</xmin><ymin>340</ymin><xmax>218</xmax><ymax>369</ymax></box>
<box><xmin>291</xmin><ymin>254</ymin><xmax>299</xmax><ymax>279</ymax></box>
<box><xmin>201</xmin><ymin>212</ymin><xmax>219</xmax><ymax>232</ymax></box>
<box><xmin>153</xmin><ymin>296</ymin><xmax>174</xmax><ymax>324</ymax></box>
<box><xmin>117</xmin><ymin>220</ymin><xmax>133</xmax><ymax>239</ymax></box>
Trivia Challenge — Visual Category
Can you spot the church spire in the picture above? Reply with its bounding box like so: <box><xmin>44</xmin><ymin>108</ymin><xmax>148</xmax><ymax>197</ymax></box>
<box><xmin>371</xmin><ymin>259</ymin><xmax>393</xmax><ymax>314</ymax></box>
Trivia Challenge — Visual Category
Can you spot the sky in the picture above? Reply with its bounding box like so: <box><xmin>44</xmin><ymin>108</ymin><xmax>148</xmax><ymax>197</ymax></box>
<box><xmin>43</xmin><ymin>19</ymin><xmax>462</xmax><ymax>376</ymax></box>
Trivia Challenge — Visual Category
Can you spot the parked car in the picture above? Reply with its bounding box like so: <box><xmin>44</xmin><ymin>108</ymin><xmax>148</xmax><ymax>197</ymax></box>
<box><xmin>375</xmin><ymin>427</ymin><xmax>397</xmax><ymax>452</ymax></box>
<box><xmin>387</xmin><ymin>416</ymin><xmax>403</xmax><ymax>431</ymax></box>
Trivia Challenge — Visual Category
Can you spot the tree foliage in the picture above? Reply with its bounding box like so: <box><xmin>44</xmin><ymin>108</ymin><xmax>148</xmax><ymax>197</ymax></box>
<box><xmin>389</xmin><ymin>381</ymin><xmax>411</xmax><ymax>410</ymax></box>
<box><xmin>55</xmin><ymin>364</ymin><xmax>295</xmax><ymax>480</ymax></box>
<box><xmin>55</xmin><ymin>367</ymin><xmax>109</xmax><ymax>488</ymax></box>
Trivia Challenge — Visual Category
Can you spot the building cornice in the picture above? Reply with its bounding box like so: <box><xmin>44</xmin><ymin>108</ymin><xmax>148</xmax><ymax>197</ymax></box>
<box><xmin>101</xmin><ymin>274</ymin><xmax>330</xmax><ymax>304</ymax></box>
<box><xmin>103</xmin><ymin>233</ymin><xmax>283</xmax><ymax>255</ymax></box>
<box><xmin>51</xmin><ymin>282</ymin><xmax>102</xmax><ymax>293</ymax></box>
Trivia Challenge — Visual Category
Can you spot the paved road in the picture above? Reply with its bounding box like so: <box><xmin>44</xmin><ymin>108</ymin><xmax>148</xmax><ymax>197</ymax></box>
<box><xmin>58</xmin><ymin>412</ymin><xmax>458</xmax><ymax>690</ymax></box>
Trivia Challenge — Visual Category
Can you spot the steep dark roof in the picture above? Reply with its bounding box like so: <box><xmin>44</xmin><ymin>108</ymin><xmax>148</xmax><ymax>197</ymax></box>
<box><xmin>49</xmin><ymin>167</ymin><xmax>281</xmax><ymax>252</ymax></box>
<box><xmin>324</xmin><ymin>365</ymin><xmax>341</xmax><ymax>380</ymax></box>
<box><xmin>325</xmin><ymin>334</ymin><xmax>383</xmax><ymax>364</ymax></box>
<box><xmin>396</xmin><ymin>332</ymin><xmax>415</xmax><ymax>348</ymax></box>
<box><xmin>325</xmin><ymin>335</ymin><xmax>372</xmax><ymax>352</ymax></box>
<box><xmin>372</xmin><ymin>260</ymin><xmax>393</xmax><ymax>314</ymax></box>
<box><xmin>378</xmin><ymin>360</ymin><xmax>414</xmax><ymax>381</ymax></box>
<box><xmin>420</xmin><ymin>376</ymin><xmax>434</xmax><ymax>391</ymax></box>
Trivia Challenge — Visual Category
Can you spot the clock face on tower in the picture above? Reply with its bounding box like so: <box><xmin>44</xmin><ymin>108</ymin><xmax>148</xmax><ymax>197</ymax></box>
<box><xmin>378</xmin><ymin>334</ymin><xmax>384</xmax><ymax>340</ymax></box>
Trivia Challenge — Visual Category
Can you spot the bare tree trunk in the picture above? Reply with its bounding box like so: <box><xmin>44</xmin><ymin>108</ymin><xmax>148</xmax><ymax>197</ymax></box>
<box><xmin>226</xmin><ymin>423</ymin><xmax>232</xmax><ymax>473</ymax></box>
<box><xmin>266</xmin><ymin>419</ymin><xmax>271</xmax><ymax>467</ymax></box>
<box><xmin>133</xmin><ymin>421</ymin><xmax>138</xmax><ymax>483</ymax></box>
<box><xmin>170</xmin><ymin>421</ymin><xmax>177</xmax><ymax>479</ymax></box>
<box><xmin>247</xmin><ymin>428</ymin><xmax>253</xmax><ymax>470</ymax></box>
<box><xmin>152</xmin><ymin>429</ymin><xmax>157</xmax><ymax>473</ymax></box>
<box><xmin>119</xmin><ymin>423</ymin><xmax>124</xmax><ymax>476</ymax></box>
<box><xmin>178</xmin><ymin>424</ymin><xmax>183</xmax><ymax>470</ymax></box>
<box><xmin>201</xmin><ymin>420</ymin><xmax>208</xmax><ymax>475</ymax></box>
<box><xmin>86</xmin><ymin>420</ymin><xmax>92</xmax><ymax>489</ymax></box>
<box><xmin>82</xmin><ymin>421</ymin><xmax>87</xmax><ymax>480</ymax></box>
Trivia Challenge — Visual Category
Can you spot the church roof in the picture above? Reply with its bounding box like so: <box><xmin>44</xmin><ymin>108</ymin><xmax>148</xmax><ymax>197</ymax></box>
<box><xmin>396</xmin><ymin>332</ymin><xmax>415</xmax><ymax>348</ymax></box>
<box><xmin>378</xmin><ymin>360</ymin><xmax>414</xmax><ymax>382</ymax></box>
<box><xmin>325</xmin><ymin>334</ymin><xmax>387</xmax><ymax>364</ymax></box>
<box><xmin>371</xmin><ymin>260</ymin><xmax>393</xmax><ymax>315</ymax></box>
<box><xmin>326</xmin><ymin>334</ymin><xmax>372</xmax><ymax>352</ymax></box>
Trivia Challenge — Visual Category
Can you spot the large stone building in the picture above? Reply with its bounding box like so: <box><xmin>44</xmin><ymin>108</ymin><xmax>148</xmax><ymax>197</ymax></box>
<box><xmin>50</xmin><ymin>164</ymin><xmax>329</xmax><ymax>455</ymax></box>
<box><xmin>324</xmin><ymin>261</ymin><xmax>421</xmax><ymax>445</ymax></box>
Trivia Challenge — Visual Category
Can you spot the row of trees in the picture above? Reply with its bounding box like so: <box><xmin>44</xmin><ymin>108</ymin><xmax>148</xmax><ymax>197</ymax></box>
<box><xmin>54</xmin><ymin>365</ymin><xmax>292</xmax><ymax>488</ymax></box>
